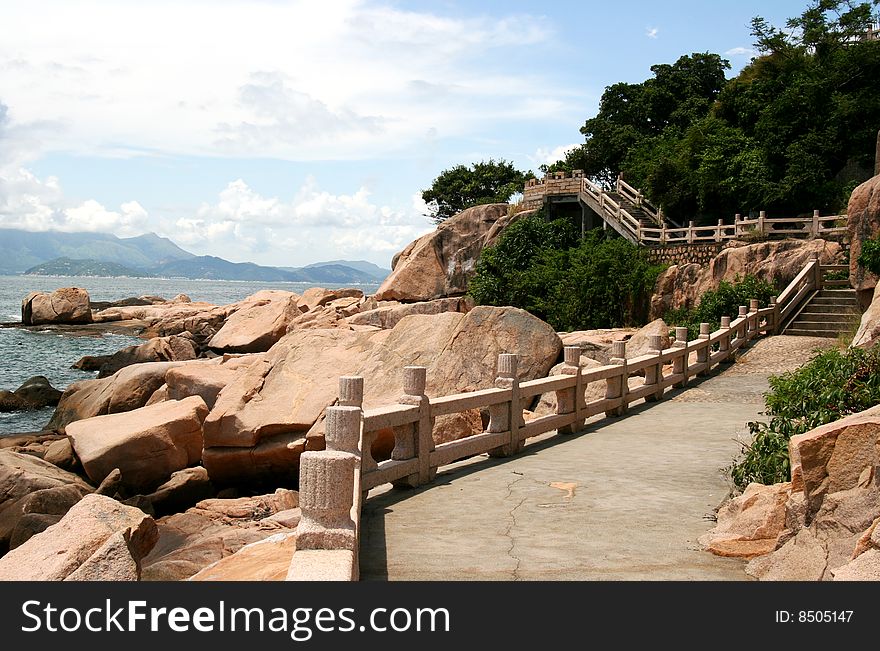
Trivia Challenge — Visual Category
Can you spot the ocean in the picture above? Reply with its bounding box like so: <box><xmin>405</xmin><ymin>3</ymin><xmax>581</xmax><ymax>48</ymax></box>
<box><xmin>0</xmin><ymin>275</ymin><xmax>378</xmax><ymax>435</ymax></box>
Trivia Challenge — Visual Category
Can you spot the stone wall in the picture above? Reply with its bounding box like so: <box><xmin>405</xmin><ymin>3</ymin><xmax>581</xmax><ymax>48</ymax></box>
<box><xmin>523</xmin><ymin>170</ymin><xmax>585</xmax><ymax>210</ymax></box>
<box><xmin>645</xmin><ymin>243</ymin><xmax>724</xmax><ymax>267</ymax></box>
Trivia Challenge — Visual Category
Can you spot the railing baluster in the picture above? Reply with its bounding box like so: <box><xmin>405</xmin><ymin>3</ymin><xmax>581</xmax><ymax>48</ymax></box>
<box><xmin>556</xmin><ymin>346</ymin><xmax>582</xmax><ymax>434</ymax></box>
<box><xmin>605</xmin><ymin>341</ymin><xmax>627</xmax><ymax>417</ymax></box>
<box><xmin>488</xmin><ymin>354</ymin><xmax>523</xmax><ymax>457</ymax></box>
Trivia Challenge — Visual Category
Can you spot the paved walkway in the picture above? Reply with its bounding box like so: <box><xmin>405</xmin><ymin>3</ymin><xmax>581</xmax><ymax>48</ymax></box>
<box><xmin>359</xmin><ymin>336</ymin><xmax>836</xmax><ymax>580</ymax></box>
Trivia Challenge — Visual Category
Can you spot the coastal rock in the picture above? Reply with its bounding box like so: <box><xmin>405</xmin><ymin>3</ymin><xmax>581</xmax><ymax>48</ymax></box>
<box><xmin>203</xmin><ymin>306</ymin><xmax>561</xmax><ymax>485</ymax></box>
<box><xmin>72</xmin><ymin>334</ymin><xmax>198</xmax><ymax>378</ymax></box>
<box><xmin>0</xmin><ymin>390</ymin><xmax>30</xmax><ymax>412</ymax></box>
<box><xmin>346</xmin><ymin>297</ymin><xmax>472</xmax><ymax>330</ymax></box>
<box><xmin>139</xmin><ymin>466</ymin><xmax>214</xmax><ymax>516</ymax></box>
<box><xmin>847</xmin><ymin>174</ymin><xmax>880</xmax><ymax>303</ymax></box>
<box><xmin>66</xmin><ymin>396</ymin><xmax>209</xmax><ymax>492</ymax></box>
<box><xmin>92</xmin><ymin>300</ymin><xmax>233</xmax><ymax>341</ymax></box>
<box><xmin>832</xmin><ymin>549</ymin><xmax>880</xmax><ymax>580</ymax></box>
<box><xmin>189</xmin><ymin>531</ymin><xmax>297</xmax><ymax>581</ymax></box>
<box><xmin>297</xmin><ymin>288</ymin><xmax>363</xmax><ymax>312</ymax></box>
<box><xmin>208</xmin><ymin>290</ymin><xmax>302</xmax><ymax>353</ymax></box>
<box><xmin>165</xmin><ymin>354</ymin><xmax>263</xmax><ymax>409</ymax></box>
<box><xmin>852</xmin><ymin>282</ymin><xmax>880</xmax><ymax>349</ymax></box>
<box><xmin>0</xmin><ymin>449</ymin><xmax>93</xmax><ymax>553</ymax></box>
<box><xmin>140</xmin><ymin>489</ymin><xmax>297</xmax><ymax>580</ymax></box>
<box><xmin>374</xmin><ymin>203</ymin><xmax>513</xmax><ymax>302</ymax></box>
<box><xmin>699</xmin><ymin>482</ymin><xmax>792</xmax><ymax>558</ymax></box>
<box><xmin>0</xmin><ymin>494</ymin><xmax>157</xmax><ymax>581</ymax></box>
<box><xmin>8</xmin><ymin>483</ymin><xmax>92</xmax><ymax>549</ymax></box>
<box><xmin>650</xmin><ymin>239</ymin><xmax>843</xmax><ymax>318</ymax></box>
<box><xmin>21</xmin><ymin>287</ymin><xmax>92</xmax><ymax>326</ymax></box>
<box><xmin>12</xmin><ymin>376</ymin><xmax>63</xmax><ymax>408</ymax></box>
<box><xmin>43</xmin><ymin>437</ymin><xmax>77</xmax><ymax>470</ymax></box>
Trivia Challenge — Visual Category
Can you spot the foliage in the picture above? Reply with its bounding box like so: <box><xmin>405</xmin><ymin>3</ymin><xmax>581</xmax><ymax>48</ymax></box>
<box><xmin>552</xmin><ymin>1</ymin><xmax>880</xmax><ymax>224</ymax></box>
<box><xmin>422</xmin><ymin>159</ymin><xmax>527</xmax><ymax>224</ymax></box>
<box><xmin>665</xmin><ymin>274</ymin><xmax>776</xmax><ymax>340</ymax></box>
<box><xmin>857</xmin><ymin>235</ymin><xmax>880</xmax><ymax>275</ymax></box>
<box><xmin>730</xmin><ymin>346</ymin><xmax>880</xmax><ymax>488</ymax></box>
<box><xmin>469</xmin><ymin>215</ymin><xmax>665</xmax><ymax>330</ymax></box>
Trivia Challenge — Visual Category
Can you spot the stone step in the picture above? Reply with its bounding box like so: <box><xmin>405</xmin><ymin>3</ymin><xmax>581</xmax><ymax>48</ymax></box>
<box><xmin>797</xmin><ymin>304</ymin><xmax>860</xmax><ymax>314</ymax></box>
<box><xmin>784</xmin><ymin>328</ymin><xmax>844</xmax><ymax>338</ymax></box>
<box><xmin>795</xmin><ymin>311</ymin><xmax>859</xmax><ymax>320</ymax></box>
<box><xmin>808</xmin><ymin>297</ymin><xmax>861</xmax><ymax>307</ymax></box>
<box><xmin>816</xmin><ymin>289</ymin><xmax>857</xmax><ymax>298</ymax></box>
<box><xmin>790</xmin><ymin>321</ymin><xmax>853</xmax><ymax>331</ymax></box>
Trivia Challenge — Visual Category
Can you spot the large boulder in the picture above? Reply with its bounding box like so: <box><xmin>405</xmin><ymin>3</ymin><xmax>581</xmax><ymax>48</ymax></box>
<box><xmin>651</xmin><ymin>239</ymin><xmax>843</xmax><ymax>318</ymax></box>
<box><xmin>374</xmin><ymin>203</ymin><xmax>520</xmax><ymax>302</ymax></box>
<box><xmin>203</xmin><ymin>306</ymin><xmax>562</xmax><ymax>486</ymax></box>
<box><xmin>189</xmin><ymin>532</ymin><xmax>297</xmax><ymax>581</ymax></box>
<box><xmin>67</xmin><ymin>396</ymin><xmax>209</xmax><ymax>492</ymax></box>
<box><xmin>699</xmin><ymin>482</ymin><xmax>792</xmax><ymax>558</ymax></box>
<box><xmin>0</xmin><ymin>449</ymin><xmax>94</xmax><ymax>553</ymax></box>
<box><xmin>297</xmin><ymin>288</ymin><xmax>363</xmax><ymax>312</ymax></box>
<box><xmin>73</xmin><ymin>334</ymin><xmax>199</xmax><ymax>378</ymax></box>
<box><xmin>164</xmin><ymin>355</ymin><xmax>263</xmax><ymax>409</ymax></box>
<box><xmin>141</xmin><ymin>490</ymin><xmax>298</xmax><ymax>580</ymax></box>
<box><xmin>21</xmin><ymin>287</ymin><xmax>92</xmax><ymax>325</ymax></box>
<box><xmin>0</xmin><ymin>494</ymin><xmax>157</xmax><ymax>580</ymax></box>
<box><xmin>93</xmin><ymin>300</ymin><xmax>234</xmax><ymax>340</ymax></box>
<box><xmin>847</xmin><ymin>174</ymin><xmax>880</xmax><ymax>304</ymax></box>
<box><xmin>10</xmin><ymin>376</ymin><xmax>63</xmax><ymax>409</ymax></box>
<box><xmin>208</xmin><ymin>290</ymin><xmax>302</xmax><ymax>353</ymax></box>
<box><xmin>852</xmin><ymin>282</ymin><xmax>880</xmax><ymax>349</ymax></box>
<box><xmin>346</xmin><ymin>297</ymin><xmax>472</xmax><ymax>329</ymax></box>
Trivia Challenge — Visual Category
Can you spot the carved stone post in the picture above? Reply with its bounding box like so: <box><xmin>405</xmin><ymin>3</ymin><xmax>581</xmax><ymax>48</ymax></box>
<box><xmin>393</xmin><ymin>366</ymin><xmax>434</xmax><ymax>487</ymax></box>
<box><xmin>489</xmin><ymin>353</ymin><xmax>523</xmax><ymax>457</ymax></box>
<box><xmin>696</xmin><ymin>323</ymin><xmax>710</xmax><ymax>376</ymax></box>
<box><xmin>338</xmin><ymin>376</ymin><xmax>363</xmax><ymax>408</ymax></box>
<box><xmin>644</xmin><ymin>334</ymin><xmax>664</xmax><ymax>401</ymax></box>
<box><xmin>325</xmin><ymin>405</ymin><xmax>361</xmax><ymax>455</ymax></box>
<box><xmin>719</xmin><ymin>316</ymin><xmax>732</xmax><ymax>361</ymax></box>
<box><xmin>604</xmin><ymin>341</ymin><xmax>627</xmax><ymax>417</ymax></box>
<box><xmin>556</xmin><ymin>346</ymin><xmax>582</xmax><ymax>434</ymax></box>
<box><xmin>672</xmin><ymin>326</ymin><xmax>688</xmax><ymax>389</ymax></box>
<box><xmin>758</xmin><ymin>210</ymin><xmax>766</xmax><ymax>236</ymax></box>
<box><xmin>770</xmin><ymin>296</ymin><xmax>780</xmax><ymax>334</ymax></box>
<box><xmin>738</xmin><ymin>305</ymin><xmax>748</xmax><ymax>342</ymax></box>
<box><xmin>295</xmin><ymin>449</ymin><xmax>357</xmax><ymax>551</ymax></box>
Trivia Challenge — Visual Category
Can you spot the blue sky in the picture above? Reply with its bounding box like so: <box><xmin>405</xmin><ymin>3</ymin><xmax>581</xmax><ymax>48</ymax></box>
<box><xmin>0</xmin><ymin>0</ymin><xmax>810</xmax><ymax>268</ymax></box>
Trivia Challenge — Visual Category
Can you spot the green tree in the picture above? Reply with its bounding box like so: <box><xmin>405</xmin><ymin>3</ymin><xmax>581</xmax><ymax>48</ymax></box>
<box><xmin>422</xmin><ymin>159</ymin><xmax>527</xmax><ymax>224</ymax></box>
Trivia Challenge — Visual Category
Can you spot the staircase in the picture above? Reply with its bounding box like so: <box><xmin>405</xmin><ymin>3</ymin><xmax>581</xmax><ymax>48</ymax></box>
<box><xmin>784</xmin><ymin>288</ymin><xmax>861</xmax><ymax>337</ymax></box>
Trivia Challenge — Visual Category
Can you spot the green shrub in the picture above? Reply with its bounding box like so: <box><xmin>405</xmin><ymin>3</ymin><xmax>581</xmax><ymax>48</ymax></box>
<box><xmin>665</xmin><ymin>274</ymin><xmax>776</xmax><ymax>340</ymax></box>
<box><xmin>730</xmin><ymin>346</ymin><xmax>880</xmax><ymax>488</ymax></box>
<box><xmin>857</xmin><ymin>236</ymin><xmax>880</xmax><ymax>276</ymax></box>
<box><xmin>469</xmin><ymin>215</ymin><xmax>665</xmax><ymax>330</ymax></box>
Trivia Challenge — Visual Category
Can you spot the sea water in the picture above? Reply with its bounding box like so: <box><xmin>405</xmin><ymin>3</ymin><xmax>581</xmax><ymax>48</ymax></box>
<box><xmin>0</xmin><ymin>275</ymin><xmax>378</xmax><ymax>435</ymax></box>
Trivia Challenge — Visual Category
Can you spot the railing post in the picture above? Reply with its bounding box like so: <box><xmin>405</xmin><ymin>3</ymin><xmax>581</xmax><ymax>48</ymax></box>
<box><xmin>604</xmin><ymin>341</ymin><xmax>627</xmax><ymax>417</ymax></box>
<box><xmin>770</xmin><ymin>296</ymin><xmax>780</xmax><ymax>334</ymax></box>
<box><xmin>696</xmin><ymin>323</ymin><xmax>710</xmax><ymax>376</ymax></box>
<box><xmin>644</xmin><ymin>334</ymin><xmax>664</xmax><ymax>402</ymax></box>
<box><xmin>488</xmin><ymin>353</ymin><xmax>523</xmax><ymax>457</ymax></box>
<box><xmin>687</xmin><ymin>221</ymin><xmax>695</xmax><ymax>244</ymax></box>
<box><xmin>811</xmin><ymin>254</ymin><xmax>822</xmax><ymax>290</ymax></box>
<box><xmin>719</xmin><ymin>316</ymin><xmax>732</xmax><ymax>360</ymax></box>
<box><xmin>738</xmin><ymin>305</ymin><xmax>749</xmax><ymax>342</ymax></box>
<box><xmin>672</xmin><ymin>327</ymin><xmax>688</xmax><ymax>389</ymax></box>
<box><xmin>556</xmin><ymin>346</ymin><xmax>582</xmax><ymax>434</ymax></box>
<box><xmin>811</xmin><ymin>210</ymin><xmax>820</xmax><ymax>237</ymax></box>
<box><xmin>758</xmin><ymin>210</ymin><xmax>766</xmax><ymax>236</ymax></box>
<box><xmin>661</xmin><ymin>223</ymin><xmax>667</xmax><ymax>245</ymax></box>
<box><xmin>716</xmin><ymin>219</ymin><xmax>723</xmax><ymax>242</ymax></box>
<box><xmin>295</xmin><ymin>404</ymin><xmax>360</xmax><ymax>552</ymax></box>
<box><xmin>749</xmin><ymin>298</ymin><xmax>760</xmax><ymax>336</ymax></box>
<box><xmin>394</xmin><ymin>366</ymin><xmax>434</xmax><ymax>487</ymax></box>
<box><xmin>734</xmin><ymin>214</ymin><xmax>741</xmax><ymax>237</ymax></box>
<box><xmin>338</xmin><ymin>376</ymin><xmax>363</xmax><ymax>408</ymax></box>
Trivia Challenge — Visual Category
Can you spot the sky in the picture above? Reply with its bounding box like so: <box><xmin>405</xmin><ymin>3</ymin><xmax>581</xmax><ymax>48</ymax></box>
<box><xmin>0</xmin><ymin>0</ymin><xmax>812</xmax><ymax>269</ymax></box>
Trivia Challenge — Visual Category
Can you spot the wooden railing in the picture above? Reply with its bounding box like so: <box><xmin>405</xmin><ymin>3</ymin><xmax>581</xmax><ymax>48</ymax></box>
<box><xmin>287</xmin><ymin>258</ymin><xmax>848</xmax><ymax>580</ymax></box>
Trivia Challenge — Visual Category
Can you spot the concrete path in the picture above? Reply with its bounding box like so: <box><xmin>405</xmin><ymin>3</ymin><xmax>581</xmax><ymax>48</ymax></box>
<box><xmin>360</xmin><ymin>336</ymin><xmax>836</xmax><ymax>581</ymax></box>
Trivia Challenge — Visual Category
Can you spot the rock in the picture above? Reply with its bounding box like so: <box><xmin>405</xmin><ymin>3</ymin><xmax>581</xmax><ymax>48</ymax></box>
<box><xmin>67</xmin><ymin>396</ymin><xmax>209</xmax><ymax>492</ymax></box>
<box><xmin>21</xmin><ymin>287</ymin><xmax>92</xmax><ymax>325</ymax></box>
<box><xmin>0</xmin><ymin>390</ymin><xmax>30</xmax><ymax>412</ymax></box>
<box><xmin>298</xmin><ymin>287</ymin><xmax>363</xmax><ymax>312</ymax></box>
<box><xmin>851</xmin><ymin>517</ymin><xmax>880</xmax><ymax>559</ymax></box>
<box><xmin>287</xmin><ymin>304</ymin><xmax>352</xmax><ymax>331</ymax></box>
<box><xmin>0</xmin><ymin>494</ymin><xmax>157</xmax><ymax>580</ymax></box>
<box><xmin>700</xmin><ymin>482</ymin><xmax>792</xmax><ymax>558</ymax></box>
<box><xmin>140</xmin><ymin>489</ymin><xmax>298</xmax><ymax>581</ymax></box>
<box><xmin>0</xmin><ymin>449</ymin><xmax>93</xmax><ymax>553</ymax></box>
<box><xmin>374</xmin><ymin>203</ymin><xmax>515</xmax><ymax>302</ymax></box>
<box><xmin>43</xmin><ymin>437</ymin><xmax>77</xmax><ymax>470</ymax></box>
<box><xmin>165</xmin><ymin>355</ymin><xmax>262</xmax><ymax>409</ymax></box>
<box><xmin>146</xmin><ymin>384</ymin><xmax>169</xmax><ymax>406</ymax></box>
<box><xmin>622</xmin><ymin>319</ymin><xmax>671</xmax><ymax>359</ymax></box>
<box><xmin>847</xmin><ymin>174</ymin><xmax>880</xmax><ymax>302</ymax></box>
<box><xmin>189</xmin><ymin>531</ymin><xmax>296</xmax><ymax>581</ymax></box>
<box><xmin>346</xmin><ymin>297</ymin><xmax>472</xmax><ymax>329</ymax></box>
<box><xmin>73</xmin><ymin>335</ymin><xmax>198</xmax><ymax>378</ymax></box>
<box><xmin>208</xmin><ymin>291</ymin><xmax>302</xmax><ymax>353</ymax></box>
<box><xmin>650</xmin><ymin>239</ymin><xmax>843</xmax><ymax>318</ymax></box>
<box><xmin>832</xmin><ymin>548</ymin><xmax>880</xmax><ymax>580</ymax></box>
<box><xmin>95</xmin><ymin>468</ymin><xmax>123</xmax><ymax>496</ymax></box>
<box><xmin>9</xmin><ymin>513</ymin><xmax>63</xmax><ymax>549</ymax></box>
<box><xmin>48</xmin><ymin>358</ymin><xmax>218</xmax><ymax>431</ymax></box>
<box><xmin>93</xmin><ymin>300</ymin><xmax>234</xmax><ymax>341</ymax></box>
<box><xmin>203</xmin><ymin>306</ymin><xmax>561</xmax><ymax>485</ymax></box>
<box><xmin>12</xmin><ymin>376</ymin><xmax>63</xmax><ymax>408</ymax></box>
<box><xmin>852</xmin><ymin>282</ymin><xmax>880</xmax><ymax>349</ymax></box>
<box><xmin>558</xmin><ymin>329</ymin><xmax>636</xmax><ymax>365</ymax></box>
<box><xmin>140</xmin><ymin>466</ymin><xmax>214</xmax><ymax>516</ymax></box>
<box><xmin>745</xmin><ymin>527</ymin><xmax>829</xmax><ymax>581</ymax></box>
<box><xmin>8</xmin><ymin>483</ymin><xmax>92</xmax><ymax>549</ymax></box>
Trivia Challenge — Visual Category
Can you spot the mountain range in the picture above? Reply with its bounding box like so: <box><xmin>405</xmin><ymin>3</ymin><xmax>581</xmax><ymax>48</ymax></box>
<box><xmin>1</xmin><ymin>228</ymin><xmax>390</xmax><ymax>284</ymax></box>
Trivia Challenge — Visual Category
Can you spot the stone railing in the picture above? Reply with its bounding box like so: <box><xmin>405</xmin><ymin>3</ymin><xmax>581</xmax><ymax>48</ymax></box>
<box><xmin>524</xmin><ymin>172</ymin><xmax>848</xmax><ymax>246</ymax></box>
<box><xmin>286</xmin><ymin>258</ymin><xmax>845</xmax><ymax>580</ymax></box>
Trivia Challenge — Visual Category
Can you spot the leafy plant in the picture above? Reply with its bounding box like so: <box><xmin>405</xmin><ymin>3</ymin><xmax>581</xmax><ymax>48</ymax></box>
<box><xmin>730</xmin><ymin>346</ymin><xmax>880</xmax><ymax>488</ymax></box>
<box><xmin>858</xmin><ymin>236</ymin><xmax>880</xmax><ymax>276</ymax></box>
<box><xmin>422</xmin><ymin>159</ymin><xmax>527</xmax><ymax>224</ymax></box>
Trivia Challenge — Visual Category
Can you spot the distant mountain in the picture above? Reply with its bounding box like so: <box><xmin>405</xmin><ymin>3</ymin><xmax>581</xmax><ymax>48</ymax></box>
<box><xmin>280</xmin><ymin>259</ymin><xmax>389</xmax><ymax>284</ymax></box>
<box><xmin>153</xmin><ymin>256</ymin><xmax>303</xmax><ymax>281</ymax></box>
<box><xmin>0</xmin><ymin>228</ymin><xmax>193</xmax><ymax>274</ymax></box>
<box><xmin>301</xmin><ymin>260</ymin><xmax>390</xmax><ymax>281</ymax></box>
<box><xmin>24</xmin><ymin>257</ymin><xmax>152</xmax><ymax>278</ymax></box>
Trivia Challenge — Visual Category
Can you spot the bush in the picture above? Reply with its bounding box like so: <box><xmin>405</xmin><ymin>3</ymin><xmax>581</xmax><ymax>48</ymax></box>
<box><xmin>857</xmin><ymin>236</ymin><xmax>880</xmax><ymax>276</ymax></box>
<box><xmin>730</xmin><ymin>346</ymin><xmax>880</xmax><ymax>488</ymax></box>
<box><xmin>469</xmin><ymin>215</ymin><xmax>665</xmax><ymax>330</ymax></box>
<box><xmin>665</xmin><ymin>274</ymin><xmax>776</xmax><ymax>340</ymax></box>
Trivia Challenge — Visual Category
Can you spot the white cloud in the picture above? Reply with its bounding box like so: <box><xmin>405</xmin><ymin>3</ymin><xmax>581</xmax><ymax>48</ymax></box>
<box><xmin>533</xmin><ymin>144</ymin><xmax>580</xmax><ymax>167</ymax></box>
<box><xmin>646</xmin><ymin>27</ymin><xmax>659</xmax><ymax>39</ymax></box>
<box><xmin>725</xmin><ymin>46</ymin><xmax>757</xmax><ymax>57</ymax></box>
<box><xmin>0</xmin><ymin>0</ymin><xmax>565</xmax><ymax>161</ymax></box>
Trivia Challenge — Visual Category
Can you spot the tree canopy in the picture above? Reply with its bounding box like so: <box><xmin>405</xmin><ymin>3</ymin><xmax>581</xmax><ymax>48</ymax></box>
<box><xmin>551</xmin><ymin>0</ymin><xmax>880</xmax><ymax>224</ymax></box>
<box><xmin>422</xmin><ymin>159</ymin><xmax>527</xmax><ymax>224</ymax></box>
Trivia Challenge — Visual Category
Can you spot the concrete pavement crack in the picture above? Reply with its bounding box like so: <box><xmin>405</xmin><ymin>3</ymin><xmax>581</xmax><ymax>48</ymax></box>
<box><xmin>503</xmin><ymin>473</ymin><xmax>527</xmax><ymax>581</ymax></box>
